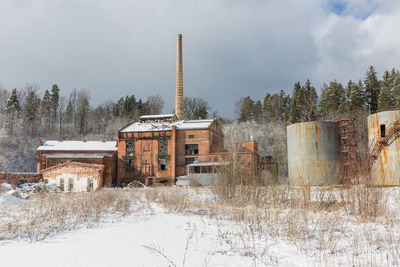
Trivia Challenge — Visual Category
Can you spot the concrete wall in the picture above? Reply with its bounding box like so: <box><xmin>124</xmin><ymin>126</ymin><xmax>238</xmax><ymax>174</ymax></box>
<box><xmin>368</xmin><ymin>110</ymin><xmax>400</xmax><ymax>185</ymax></box>
<box><xmin>287</xmin><ymin>121</ymin><xmax>342</xmax><ymax>185</ymax></box>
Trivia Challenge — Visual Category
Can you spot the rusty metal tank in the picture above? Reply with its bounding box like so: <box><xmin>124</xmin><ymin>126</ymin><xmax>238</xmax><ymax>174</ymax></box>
<box><xmin>368</xmin><ymin>110</ymin><xmax>400</xmax><ymax>185</ymax></box>
<box><xmin>287</xmin><ymin>121</ymin><xmax>342</xmax><ymax>185</ymax></box>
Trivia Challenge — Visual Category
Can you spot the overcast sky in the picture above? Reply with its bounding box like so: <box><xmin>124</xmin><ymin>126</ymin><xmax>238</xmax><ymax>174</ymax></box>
<box><xmin>1</xmin><ymin>0</ymin><xmax>400</xmax><ymax>118</ymax></box>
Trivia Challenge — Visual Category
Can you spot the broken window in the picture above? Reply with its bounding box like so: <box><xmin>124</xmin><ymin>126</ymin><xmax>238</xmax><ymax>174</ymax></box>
<box><xmin>158</xmin><ymin>138</ymin><xmax>168</xmax><ymax>156</ymax></box>
<box><xmin>158</xmin><ymin>158</ymin><xmax>167</xmax><ymax>170</ymax></box>
<box><xmin>87</xmin><ymin>178</ymin><xmax>93</xmax><ymax>192</ymax></box>
<box><xmin>60</xmin><ymin>178</ymin><xmax>65</xmax><ymax>192</ymax></box>
<box><xmin>185</xmin><ymin>157</ymin><xmax>197</xmax><ymax>165</ymax></box>
<box><xmin>51</xmin><ymin>161</ymin><xmax>59</xmax><ymax>167</ymax></box>
<box><xmin>185</xmin><ymin>144</ymin><xmax>199</xmax><ymax>155</ymax></box>
<box><xmin>68</xmin><ymin>178</ymin><xmax>73</xmax><ymax>192</ymax></box>
<box><xmin>126</xmin><ymin>140</ymin><xmax>135</xmax><ymax>156</ymax></box>
<box><xmin>126</xmin><ymin>139</ymin><xmax>135</xmax><ymax>171</ymax></box>
<box><xmin>381</xmin><ymin>124</ymin><xmax>386</xmax><ymax>138</ymax></box>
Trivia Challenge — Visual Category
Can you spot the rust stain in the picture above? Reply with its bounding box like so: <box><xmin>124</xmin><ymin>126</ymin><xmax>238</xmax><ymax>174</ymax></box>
<box><xmin>315</xmin><ymin>123</ymin><xmax>320</xmax><ymax>152</ymax></box>
<box><xmin>297</xmin><ymin>124</ymin><xmax>301</xmax><ymax>154</ymax></box>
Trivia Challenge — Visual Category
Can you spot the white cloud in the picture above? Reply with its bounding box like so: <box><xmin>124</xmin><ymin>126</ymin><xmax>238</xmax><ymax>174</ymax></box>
<box><xmin>312</xmin><ymin>1</ymin><xmax>400</xmax><ymax>85</ymax></box>
<box><xmin>0</xmin><ymin>0</ymin><xmax>399</xmax><ymax>117</ymax></box>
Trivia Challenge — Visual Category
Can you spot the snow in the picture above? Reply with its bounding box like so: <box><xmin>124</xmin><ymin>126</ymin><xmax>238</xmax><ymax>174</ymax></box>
<box><xmin>120</xmin><ymin>119</ymin><xmax>215</xmax><ymax>132</ymax></box>
<box><xmin>0</xmin><ymin>194</ymin><xmax>22</xmax><ymax>205</ymax></box>
<box><xmin>0</xmin><ymin>205</ymin><xmax>251</xmax><ymax>267</ymax></box>
<box><xmin>1</xmin><ymin>187</ymin><xmax>400</xmax><ymax>266</ymax></box>
<box><xmin>37</xmin><ymin>141</ymin><xmax>117</xmax><ymax>151</ymax></box>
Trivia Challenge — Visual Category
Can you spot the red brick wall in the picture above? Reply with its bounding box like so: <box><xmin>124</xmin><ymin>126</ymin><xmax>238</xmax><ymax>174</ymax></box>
<box><xmin>0</xmin><ymin>173</ymin><xmax>42</xmax><ymax>187</ymax></box>
<box><xmin>41</xmin><ymin>162</ymin><xmax>104</xmax><ymax>192</ymax></box>
<box><xmin>36</xmin><ymin>150</ymin><xmax>116</xmax><ymax>187</ymax></box>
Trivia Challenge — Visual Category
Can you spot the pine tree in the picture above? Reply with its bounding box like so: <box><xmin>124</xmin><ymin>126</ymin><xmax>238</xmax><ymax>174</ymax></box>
<box><xmin>113</xmin><ymin>97</ymin><xmax>124</xmax><ymax>117</ymax></box>
<box><xmin>378</xmin><ymin>70</ymin><xmax>394</xmax><ymax>111</ymax></box>
<box><xmin>253</xmin><ymin>100</ymin><xmax>263</xmax><ymax>123</ymax></box>
<box><xmin>364</xmin><ymin>65</ymin><xmax>380</xmax><ymax>114</ymax></box>
<box><xmin>23</xmin><ymin>90</ymin><xmax>40</xmax><ymax>136</ymax></box>
<box><xmin>50</xmin><ymin>84</ymin><xmax>60</xmax><ymax>127</ymax></box>
<box><xmin>76</xmin><ymin>91</ymin><xmax>90</xmax><ymax>135</ymax></box>
<box><xmin>348</xmin><ymin>80</ymin><xmax>365</xmax><ymax>111</ymax></box>
<box><xmin>319</xmin><ymin>81</ymin><xmax>345</xmax><ymax>116</ymax></box>
<box><xmin>238</xmin><ymin>96</ymin><xmax>254</xmax><ymax>122</ymax></box>
<box><xmin>40</xmin><ymin>90</ymin><xmax>52</xmax><ymax>128</ymax></box>
<box><xmin>390</xmin><ymin>68</ymin><xmax>400</xmax><ymax>108</ymax></box>
<box><xmin>303</xmin><ymin>79</ymin><xmax>318</xmax><ymax>120</ymax></box>
<box><xmin>5</xmin><ymin>88</ymin><xmax>21</xmax><ymax>135</ymax></box>
<box><xmin>289</xmin><ymin>82</ymin><xmax>303</xmax><ymax>123</ymax></box>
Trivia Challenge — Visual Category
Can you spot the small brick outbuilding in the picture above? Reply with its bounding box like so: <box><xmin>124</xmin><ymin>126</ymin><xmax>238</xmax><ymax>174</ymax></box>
<box><xmin>41</xmin><ymin>161</ymin><xmax>104</xmax><ymax>192</ymax></box>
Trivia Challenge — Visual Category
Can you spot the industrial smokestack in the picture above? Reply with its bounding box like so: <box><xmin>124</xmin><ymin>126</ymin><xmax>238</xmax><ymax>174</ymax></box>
<box><xmin>175</xmin><ymin>34</ymin><xmax>184</xmax><ymax>120</ymax></box>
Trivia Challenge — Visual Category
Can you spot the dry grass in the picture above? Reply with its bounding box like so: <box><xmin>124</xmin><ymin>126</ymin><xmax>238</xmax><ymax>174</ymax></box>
<box><xmin>141</xmin><ymin>182</ymin><xmax>399</xmax><ymax>266</ymax></box>
<box><xmin>0</xmin><ymin>189</ymin><xmax>142</xmax><ymax>242</ymax></box>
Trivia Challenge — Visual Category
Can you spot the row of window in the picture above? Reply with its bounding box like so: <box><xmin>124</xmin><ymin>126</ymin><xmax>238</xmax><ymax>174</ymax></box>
<box><xmin>51</xmin><ymin>160</ymin><xmax>93</xmax><ymax>167</ymax></box>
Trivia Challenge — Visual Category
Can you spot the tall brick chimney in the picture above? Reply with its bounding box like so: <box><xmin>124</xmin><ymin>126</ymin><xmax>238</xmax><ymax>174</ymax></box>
<box><xmin>175</xmin><ymin>34</ymin><xmax>184</xmax><ymax>120</ymax></box>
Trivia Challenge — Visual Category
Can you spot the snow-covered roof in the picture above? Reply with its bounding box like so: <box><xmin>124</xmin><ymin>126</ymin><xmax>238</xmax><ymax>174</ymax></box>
<box><xmin>37</xmin><ymin>140</ymin><xmax>117</xmax><ymax>151</ymax></box>
<box><xmin>139</xmin><ymin>114</ymin><xmax>175</xmax><ymax>119</ymax></box>
<box><xmin>44</xmin><ymin>153</ymin><xmax>114</xmax><ymax>159</ymax></box>
<box><xmin>120</xmin><ymin>119</ymin><xmax>215</xmax><ymax>133</ymax></box>
<box><xmin>187</xmin><ymin>162</ymin><xmax>230</xmax><ymax>167</ymax></box>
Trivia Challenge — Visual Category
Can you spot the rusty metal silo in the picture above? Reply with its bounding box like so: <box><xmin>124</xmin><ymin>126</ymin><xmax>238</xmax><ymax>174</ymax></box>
<box><xmin>287</xmin><ymin>121</ymin><xmax>342</xmax><ymax>185</ymax></box>
<box><xmin>368</xmin><ymin>110</ymin><xmax>400</xmax><ymax>185</ymax></box>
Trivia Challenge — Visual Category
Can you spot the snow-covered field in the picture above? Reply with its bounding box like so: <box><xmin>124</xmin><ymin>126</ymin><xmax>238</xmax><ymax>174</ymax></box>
<box><xmin>1</xmin><ymin>184</ymin><xmax>400</xmax><ymax>266</ymax></box>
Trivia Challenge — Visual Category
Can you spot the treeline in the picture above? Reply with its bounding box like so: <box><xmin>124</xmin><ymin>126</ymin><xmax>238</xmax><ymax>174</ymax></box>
<box><xmin>0</xmin><ymin>85</ymin><xmax>166</xmax><ymax>140</ymax></box>
<box><xmin>236</xmin><ymin>66</ymin><xmax>400</xmax><ymax>124</ymax></box>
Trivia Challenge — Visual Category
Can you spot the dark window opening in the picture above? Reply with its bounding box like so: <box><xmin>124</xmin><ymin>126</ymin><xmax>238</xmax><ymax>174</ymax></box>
<box><xmin>158</xmin><ymin>158</ymin><xmax>167</xmax><ymax>170</ymax></box>
<box><xmin>68</xmin><ymin>178</ymin><xmax>73</xmax><ymax>191</ymax></box>
<box><xmin>60</xmin><ymin>178</ymin><xmax>65</xmax><ymax>192</ymax></box>
<box><xmin>185</xmin><ymin>144</ymin><xmax>199</xmax><ymax>155</ymax></box>
<box><xmin>87</xmin><ymin>178</ymin><xmax>93</xmax><ymax>192</ymax></box>
<box><xmin>381</xmin><ymin>124</ymin><xmax>386</xmax><ymax>138</ymax></box>
<box><xmin>188</xmin><ymin>134</ymin><xmax>194</xmax><ymax>139</ymax></box>
<box><xmin>126</xmin><ymin>158</ymin><xmax>134</xmax><ymax>171</ymax></box>
<box><xmin>18</xmin><ymin>179</ymin><xmax>27</xmax><ymax>186</ymax></box>
<box><xmin>185</xmin><ymin>157</ymin><xmax>198</xmax><ymax>165</ymax></box>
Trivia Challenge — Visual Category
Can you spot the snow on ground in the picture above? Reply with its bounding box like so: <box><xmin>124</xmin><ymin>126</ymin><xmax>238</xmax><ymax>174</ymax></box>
<box><xmin>1</xmin><ymin>186</ymin><xmax>400</xmax><ymax>266</ymax></box>
<box><xmin>0</xmin><ymin>204</ymin><xmax>252</xmax><ymax>267</ymax></box>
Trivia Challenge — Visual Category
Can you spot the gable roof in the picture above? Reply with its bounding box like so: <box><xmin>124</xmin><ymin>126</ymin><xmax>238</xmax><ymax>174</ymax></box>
<box><xmin>40</xmin><ymin>161</ymin><xmax>105</xmax><ymax>173</ymax></box>
<box><xmin>37</xmin><ymin>140</ymin><xmax>117</xmax><ymax>151</ymax></box>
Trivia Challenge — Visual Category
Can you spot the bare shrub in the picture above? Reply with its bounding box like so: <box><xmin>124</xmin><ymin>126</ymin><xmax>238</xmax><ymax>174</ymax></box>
<box><xmin>0</xmin><ymin>189</ymin><xmax>142</xmax><ymax>241</ymax></box>
<box><xmin>339</xmin><ymin>184</ymin><xmax>389</xmax><ymax>222</ymax></box>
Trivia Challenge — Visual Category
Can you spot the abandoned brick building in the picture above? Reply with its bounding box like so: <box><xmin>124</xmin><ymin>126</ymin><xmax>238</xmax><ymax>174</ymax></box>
<box><xmin>117</xmin><ymin>114</ymin><xmax>225</xmax><ymax>185</ymax></box>
<box><xmin>36</xmin><ymin>140</ymin><xmax>118</xmax><ymax>191</ymax></box>
<box><xmin>35</xmin><ymin>34</ymin><xmax>264</xmax><ymax>189</ymax></box>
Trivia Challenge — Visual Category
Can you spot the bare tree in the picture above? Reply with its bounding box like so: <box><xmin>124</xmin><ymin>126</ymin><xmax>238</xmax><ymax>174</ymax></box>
<box><xmin>146</xmin><ymin>95</ymin><xmax>164</xmax><ymax>115</ymax></box>
<box><xmin>183</xmin><ymin>96</ymin><xmax>210</xmax><ymax>120</ymax></box>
